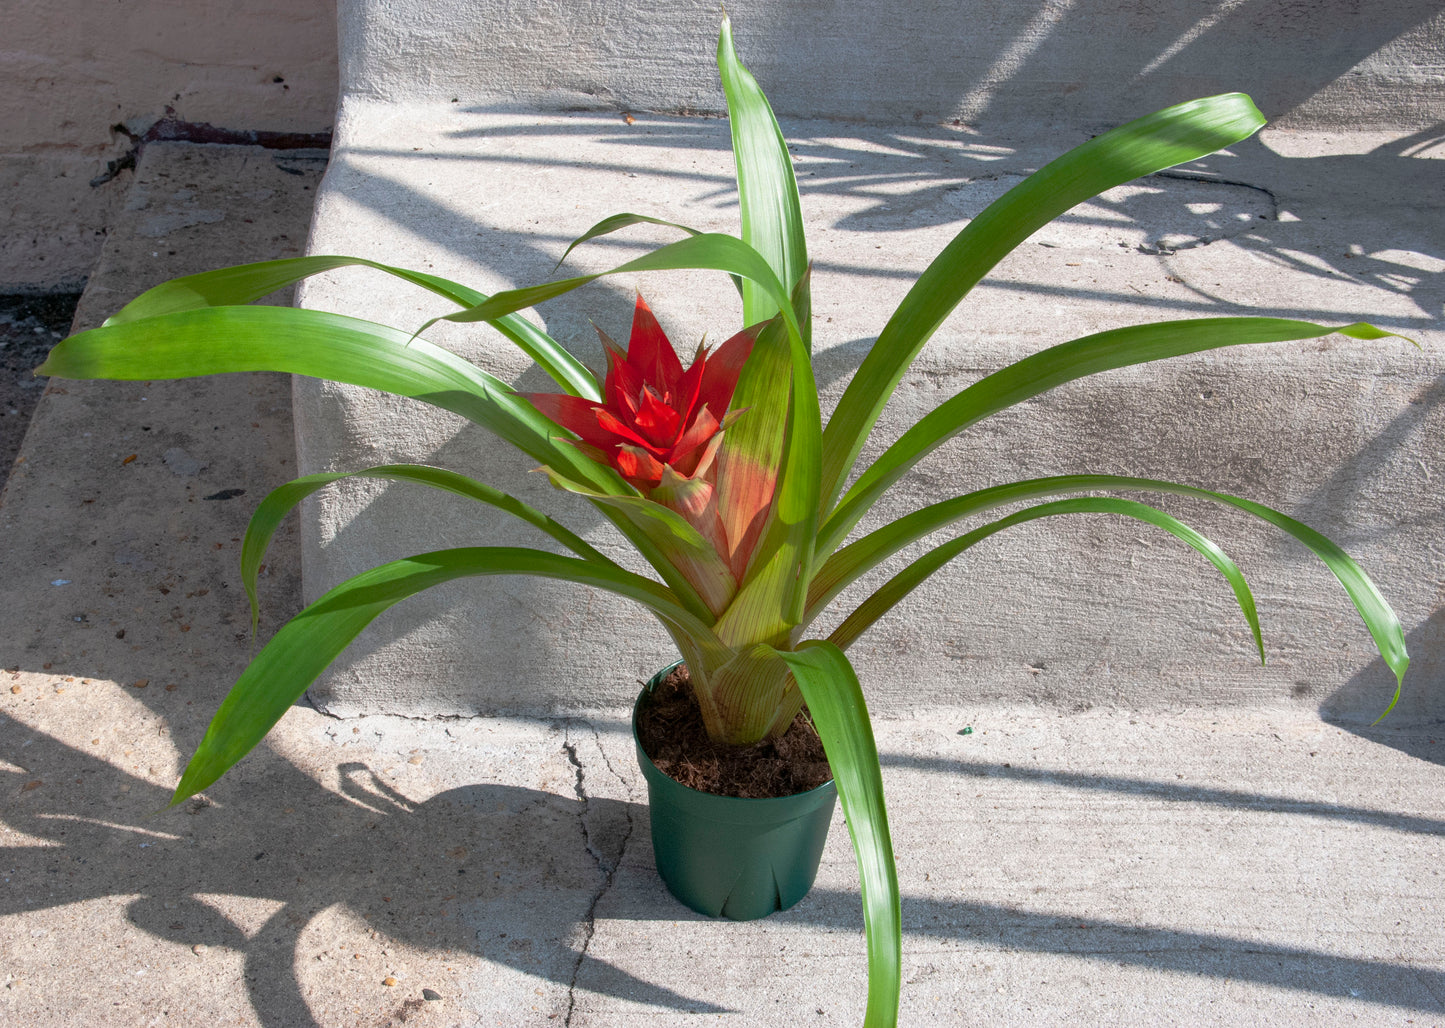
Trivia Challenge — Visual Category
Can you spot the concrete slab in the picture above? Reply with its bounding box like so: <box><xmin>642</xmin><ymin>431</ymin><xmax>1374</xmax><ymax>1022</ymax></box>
<box><xmin>3</xmin><ymin>54</ymin><xmax>1441</xmax><ymax>1028</ymax></box>
<box><xmin>7</xmin><ymin>686</ymin><xmax>1442</xmax><ymax>1026</ymax></box>
<box><xmin>296</xmin><ymin>103</ymin><xmax>1444</xmax><ymax>719</ymax></box>
<box><xmin>576</xmin><ymin>709</ymin><xmax>1445</xmax><ymax>1025</ymax></box>
<box><xmin>2</xmin><ymin>692</ymin><xmax>620</xmax><ymax>1026</ymax></box>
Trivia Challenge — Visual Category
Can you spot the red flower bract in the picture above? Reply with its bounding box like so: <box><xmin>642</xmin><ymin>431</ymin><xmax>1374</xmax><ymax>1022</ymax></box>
<box><xmin>522</xmin><ymin>294</ymin><xmax>758</xmax><ymax>492</ymax></box>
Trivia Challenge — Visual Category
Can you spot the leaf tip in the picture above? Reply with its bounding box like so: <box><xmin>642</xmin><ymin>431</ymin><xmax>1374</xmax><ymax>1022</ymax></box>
<box><xmin>1370</xmin><ymin>661</ymin><xmax>1407</xmax><ymax>725</ymax></box>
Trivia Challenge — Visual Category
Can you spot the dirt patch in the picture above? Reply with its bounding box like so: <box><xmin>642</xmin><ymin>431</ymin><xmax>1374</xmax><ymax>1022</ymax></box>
<box><xmin>635</xmin><ymin>664</ymin><xmax>832</xmax><ymax>799</ymax></box>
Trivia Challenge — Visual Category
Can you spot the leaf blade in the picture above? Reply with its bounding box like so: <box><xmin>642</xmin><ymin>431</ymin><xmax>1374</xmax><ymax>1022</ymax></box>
<box><xmin>776</xmin><ymin>642</ymin><xmax>900</xmax><ymax>1028</ymax></box>
<box><xmin>437</xmin><ymin>233</ymin><xmax>800</xmax><ymax>341</ymax></box>
<box><xmin>819</xmin><ymin>318</ymin><xmax>1408</xmax><ymax>558</ymax></box>
<box><xmin>40</xmin><ymin>305</ymin><xmax>625</xmax><ymax>492</ymax></box>
<box><xmin>240</xmin><ymin>463</ymin><xmax>617</xmax><ymax>634</ymax></box>
<box><xmin>105</xmin><ymin>255</ymin><xmax>600</xmax><ymax>399</ymax></box>
<box><xmin>718</xmin><ymin>15</ymin><xmax>809</xmax><ymax>329</ymax></box>
<box><xmin>829</xmin><ymin>497</ymin><xmax>1264</xmax><ymax>664</ymax></box>
<box><xmin>818</xmin><ymin>93</ymin><xmax>1269</xmax><ymax>508</ymax></box>
<box><xmin>813</xmin><ymin>473</ymin><xmax>1407</xmax><ymax>710</ymax></box>
<box><xmin>173</xmin><ymin>547</ymin><xmax>718</xmax><ymax>804</ymax></box>
<box><xmin>715</xmin><ymin>315</ymin><xmax>792</xmax><ymax>578</ymax></box>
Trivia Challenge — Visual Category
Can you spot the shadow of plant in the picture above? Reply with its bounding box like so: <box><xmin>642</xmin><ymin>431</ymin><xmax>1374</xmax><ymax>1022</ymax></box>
<box><xmin>1322</xmin><ymin>609</ymin><xmax>1445</xmax><ymax>765</ymax></box>
<box><xmin>6</xmin><ymin>713</ymin><xmax>1442</xmax><ymax>1023</ymax></box>
<box><xmin>1</xmin><ymin>720</ymin><xmax>720</xmax><ymax>1027</ymax></box>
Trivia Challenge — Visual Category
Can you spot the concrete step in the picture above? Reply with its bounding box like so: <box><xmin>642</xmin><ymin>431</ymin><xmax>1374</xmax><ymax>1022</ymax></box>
<box><xmin>3</xmin><ymin>131</ymin><xmax>1440</xmax><ymax>1028</ymax></box>
<box><xmin>0</xmin><ymin>141</ymin><xmax>324</xmax><ymax>702</ymax></box>
<box><xmin>296</xmin><ymin>101</ymin><xmax>1444</xmax><ymax>721</ymax></box>
<box><xmin>4</xmin><ymin>690</ymin><xmax>1442</xmax><ymax>1025</ymax></box>
<box><xmin>285</xmin><ymin>2</ymin><xmax>1445</xmax><ymax>721</ymax></box>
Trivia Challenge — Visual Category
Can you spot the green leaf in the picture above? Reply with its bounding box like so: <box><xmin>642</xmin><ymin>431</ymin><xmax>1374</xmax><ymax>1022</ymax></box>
<box><xmin>818</xmin><ymin>318</ymin><xmax>1406</xmax><ymax>559</ymax></box>
<box><xmin>240</xmin><ymin>464</ymin><xmax>616</xmax><ymax>634</ymax></box>
<box><xmin>541</xmin><ymin>468</ymin><xmax>736</xmax><ymax>621</ymax></box>
<box><xmin>818</xmin><ymin>93</ymin><xmax>1269</xmax><ymax>509</ymax></box>
<box><xmin>434</xmin><ymin>232</ymin><xmax>802</xmax><ymax>345</ymax></box>
<box><xmin>105</xmin><ymin>255</ymin><xmax>599</xmax><ymax>399</ymax></box>
<box><xmin>39</xmin><ymin>305</ymin><xmax>624</xmax><ymax>494</ymax></box>
<box><xmin>813</xmin><ymin>473</ymin><xmax>1407</xmax><ymax>711</ymax></box>
<box><xmin>554</xmin><ymin>212</ymin><xmax>720</xmax><ymax>281</ymax></box>
<box><xmin>715</xmin><ymin>315</ymin><xmax>792</xmax><ymax>578</ymax></box>
<box><xmin>776</xmin><ymin>642</ymin><xmax>900</xmax><ymax>1028</ymax></box>
<box><xmin>713</xmin><ymin>274</ymin><xmax>822</xmax><ymax>646</ymax></box>
<box><xmin>105</xmin><ymin>255</ymin><xmax>487</xmax><ymax>323</ymax></box>
<box><xmin>717</xmin><ymin>15</ymin><xmax>809</xmax><ymax>331</ymax></box>
<box><xmin>828</xmin><ymin>497</ymin><xmax>1263</xmax><ymax>663</ymax></box>
<box><xmin>172</xmin><ymin>547</ymin><xmax>717</xmax><ymax>804</ymax></box>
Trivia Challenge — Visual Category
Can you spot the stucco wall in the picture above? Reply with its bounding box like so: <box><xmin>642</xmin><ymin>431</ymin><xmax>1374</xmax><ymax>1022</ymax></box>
<box><xmin>341</xmin><ymin>0</ymin><xmax>1445</xmax><ymax>128</ymax></box>
<box><xmin>1</xmin><ymin>0</ymin><xmax>339</xmax><ymax>290</ymax></box>
<box><xmin>8</xmin><ymin>0</ymin><xmax>1442</xmax><ymax>291</ymax></box>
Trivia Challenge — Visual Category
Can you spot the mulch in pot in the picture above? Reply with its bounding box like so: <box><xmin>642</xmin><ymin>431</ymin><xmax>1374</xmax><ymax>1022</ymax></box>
<box><xmin>636</xmin><ymin>664</ymin><xmax>833</xmax><ymax>799</ymax></box>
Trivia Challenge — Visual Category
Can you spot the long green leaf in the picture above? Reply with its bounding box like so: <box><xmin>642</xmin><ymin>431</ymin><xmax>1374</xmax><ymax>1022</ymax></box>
<box><xmin>555</xmin><ymin>213</ymin><xmax>705</xmax><ymax>266</ymax></box>
<box><xmin>819</xmin><ymin>318</ymin><xmax>1405</xmax><ymax>558</ymax></box>
<box><xmin>172</xmin><ymin>547</ymin><xmax>718</xmax><ymax>804</ymax></box>
<box><xmin>813</xmin><ymin>473</ymin><xmax>1407</xmax><ymax>710</ymax></box>
<box><xmin>554</xmin><ymin>212</ymin><xmax>743</xmax><ymax>298</ymax></box>
<box><xmin>434</xmin><ymin>233</ymin><xmax>802</xmax><ymax>344</ymax></box>
<box><xmin>540</xmin><ymin>468</ymin><xmax>735</xmax><ymax>621</ymax></box>
<box><xmin>240</xmin><ymin>464</ymin><xmax>617</xmax><ymax>634</ymax></box>
<box><xmin>105</xmin><ymin>255</ymin><xmax>599</xmax><ymax>399</ymax></box>
<box><xmin>713</xmin><ymin>271</ymin><xmax>823</xmax><ymax>646</ymax></box>
<box><xmin>715</xmin><ymin>315</ymin><xmax>792</xmax><ymax>578</ymax></box>
<box><xmin>776</xmin><ymin>642</ymin><xmax>900</xmax><ymax>1028</ymax></box>
<box><xmin>718</xmin><ymin>15</ymin><xmax>809</xmax><ymax>330</ymax></box>
<box><xmin>713</xmin><ymin>351</ymin><xmax>821</xmax><ymax>643</ymax></box>
<box><xmin>107</xmin><ymin>255</ymin><xmax>487</xmax><ymax>322</ymax></box>
<box><xmin>38</xmin><ymin>305</ymin><xmax>625</xmax><ymax>495</ymax></box>
<box><xmin>817</xmin><ymin>93</ymin><xmax>1268</xmax><ymax>509</ymax></box>
<box><xmin>828</xmin><ymin>497</ymin><xmax>1263</xmax><ymax>662</ymax></box>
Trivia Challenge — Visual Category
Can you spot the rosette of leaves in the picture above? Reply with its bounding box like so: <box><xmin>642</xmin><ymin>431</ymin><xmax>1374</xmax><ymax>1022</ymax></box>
<box><xmin>39</xmin><ymin>18</ymin><xmax>1409</xmax><ymax>1027</ymax></box>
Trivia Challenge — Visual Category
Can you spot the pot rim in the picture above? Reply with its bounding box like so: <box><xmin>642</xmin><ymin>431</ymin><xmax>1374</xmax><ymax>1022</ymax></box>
<box><xmin>632</xmin><ymin>660</ymin><xmax>837</xmax><ymax>806</ymax></box>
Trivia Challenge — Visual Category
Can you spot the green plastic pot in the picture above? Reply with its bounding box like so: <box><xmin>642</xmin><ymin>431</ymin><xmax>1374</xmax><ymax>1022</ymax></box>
<box><xmin>632</xmin><ymin>662</ymin><xmax>838</xmax><ymax>921</ymax></box>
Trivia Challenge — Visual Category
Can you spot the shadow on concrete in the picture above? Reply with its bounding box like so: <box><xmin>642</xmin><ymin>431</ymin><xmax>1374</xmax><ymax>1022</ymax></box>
<box><xmin>5</xmin><ymin>715</ymin><xmax>1442</xmax><ymax>1024</ymax></box>
<box><xmin>342</xmin><ymin>106</ymin><xmax>1445</xmax><ymax>340</ymax></box>
<box><xmin>0</xmin><ymin>721</ymin><xmax>722</xmax><ymax>1028</ymax></box>
<box><xmin>1322</xmin><ymin>609</ymin><xmax>1445</xmax><ymax>765</ymax></box>
<box><xmin>813</xmin><ymin>887</ymin><xmax>1445</xmax><ymax>1012</ymax></box>
<box><xmin>876</xmin><ymin>752</ymin><xmax>1445</xmax><ymax>837</ymax></box>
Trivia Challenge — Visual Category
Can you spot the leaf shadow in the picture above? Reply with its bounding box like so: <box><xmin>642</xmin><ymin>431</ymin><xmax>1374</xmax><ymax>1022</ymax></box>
<box><xmin>0</xmin><ymin>721</ymin><xmax>724</xmax><ymax>1027</ymax></box>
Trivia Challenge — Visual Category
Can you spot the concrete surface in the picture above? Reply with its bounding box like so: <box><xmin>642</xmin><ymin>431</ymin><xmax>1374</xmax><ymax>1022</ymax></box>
<box><xmin>296</xmin><ymin>102</ymin><xmax>1444</xmax><ymax>719</ymax></box>
<box><xmin>6</xmin><ymin>685</ymin><xmax>1445</xmax><ymax>1025</ymax></box>
<box><xmin>340</xmin><ymin>0</ymin><xmax>1445</xmax><ymax>129</ymax></box>
<box><xmin>0</xmin><ymin>0</ymin><xmax>336</xmax><ymax>290</ymax></box>
<box><xmin>3</xmin><ymin>135</ymin><xmax>1443</xmax><ymax>1027</ymax></box>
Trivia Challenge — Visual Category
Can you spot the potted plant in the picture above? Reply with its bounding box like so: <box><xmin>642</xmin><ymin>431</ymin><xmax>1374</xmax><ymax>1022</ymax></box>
<box><xmin>38</xmin><ymin>19</ymin><xmax>1409</xmax><ymax>1026</ymax></box>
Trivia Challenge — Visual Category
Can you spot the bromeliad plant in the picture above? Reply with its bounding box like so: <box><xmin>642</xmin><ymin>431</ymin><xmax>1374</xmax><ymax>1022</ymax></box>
<box><xmin>39</xmin><ymin>18</ymin><xmax>1409</xmax><ymax>1027</ymax></box>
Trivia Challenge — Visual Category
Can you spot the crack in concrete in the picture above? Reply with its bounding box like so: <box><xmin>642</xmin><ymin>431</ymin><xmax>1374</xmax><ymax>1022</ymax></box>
<box><xmin>560</xmin><ymin>719</ymin><xmax>635</xmax><ymax>1027</ymax></box>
